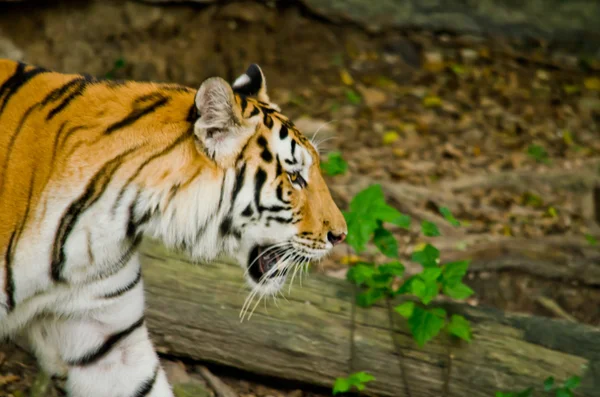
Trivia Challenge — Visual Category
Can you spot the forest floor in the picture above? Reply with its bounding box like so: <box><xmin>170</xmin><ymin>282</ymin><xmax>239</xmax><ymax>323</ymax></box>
<box><xmin>1</xmin><ymin>5</ymin><xmax>600</xmax><ymax>396</ymax></box>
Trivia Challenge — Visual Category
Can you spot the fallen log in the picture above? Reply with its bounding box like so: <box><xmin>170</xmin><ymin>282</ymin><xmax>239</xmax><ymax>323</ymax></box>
<box><xmin>140</xmin><ymin>240</ymin><xmax>600</xmax><ymax>397</ymax></box>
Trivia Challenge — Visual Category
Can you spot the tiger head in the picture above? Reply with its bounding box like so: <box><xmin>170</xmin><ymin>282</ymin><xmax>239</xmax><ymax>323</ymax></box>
<box><xmin>192</xmin><ymin>64</ymin><xmax>347</xmax><ymax>297</ymax></box>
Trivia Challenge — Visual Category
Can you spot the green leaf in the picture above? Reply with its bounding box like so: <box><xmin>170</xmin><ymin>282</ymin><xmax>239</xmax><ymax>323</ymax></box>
<box><xmin>378</xmin><ymin>261</ymin><xmax>405</xmax><ymax>278</ymax></box>
<box><xmin>421</xmin><ymin>267</ymin><xmax>442</xmax><ymax>282</ymax></box>
<box><xmin>495</xmin><ymin>393</ymin><xmax>515</xmax><ymax>397</ymax></box>
<box><xmin>394</xmin><ymin>301</ymin><xmax>415</xmax><ymax>318</ymax></box>
<box><xmin>516</xmin><ymin>388</ymin><xmax>533</xmax><ymax>397</ymax></box>
<box><xmin>440</xmin><ymin>206</ymin><xmax>461</xmax><ymax>226</ymax></box>
<box><xmin>442</xmin><ymin>260</ymin><xmax>471</xmax><ymax>286</ymax></box>
<box><xmin>349</xmin><ymin>185</ymin><xmax>386</xmax><ymax>211</ymax></box>
<box><xmin>408</xmin><ymin>306</ymin><xmax>446</xmax><ymax>347</ymax></box>
<box><xmin>345</xmin><ymin>88</ymin><xmax>361</xmax><ymax>105</ymax></box>
<box><xmin>419</xmin><ymin>279</ymin><xmax>439</xmax><ymax>304</ymax></box>
<box><xmin>332</xmin><ymin>378</ymin><xmax>351</xmax><ymax>395</ymax></box>
<box><xmin>114</xmin><ymin>58</ymin><xmax>126</xmax><ymax>69</ymax></box>
<box><xmin>585</xmin><ymin>234</ymin><xmax>598</xmax><ymax>246</ymax></box>
<box><xmin>321</xmin><ymin>151</ymin><xmax>348</xmax><ymax>176</ymax></box>
<box><xmin>421</xmin><ymin>220</ymin><xmax>441</xmax><ymax>237</ymax></box>
<box><xmin>410</xmin><ymin>279</ymin><xmax>426</xmax><ymax>300</ymax></box>
<box><xmin>373</xmin><ymin>227</ymin><xmax>399</xmax><ymax>258</ymax></box>
<box><xmin>357</xmin><ymin>288</ymin><xmax>384</xmax><ymax>307</ymax></box>
<box><xmin>563</xmin><ymin>375</ymin><xmax>581</xmax><ymax>390</ymax></box>
<box><xmin>447</xmin><ymin>314</ymin><xmax>472</xmax><ymax>342</ymax></box>
<box><xmin>527</xmin><ymin>144</ymin><xmax>550</xmax><ymax>164</ymax></box>
<box><xmin>346</xmin><ymin>263</ymin><xmax>375</xmax><ymax>285</ymax></box>
<box><xmin>344</xmin><ymin>211</ymin><xmax>377</xmax><ymax>253</ymax></box>
<box><xmin>411</xmin><ymin>244</ymin><xmax>440</xmax><ymax>268</ymax></box>
<box><xmin>544</xmin><ymin>376</ymin><xmax>555</xmax><ymax>391</ymax></box>
<box><xmin>371</xmin><ymin>206</ymin><xmax>411</xmax><ymax>228</ymax></box>
<box><xmin>443</xmin><ymin>282</ymin><xmax>474</xmax><ymax>300</ymax></box>
<box><xmin>344</xmin><ymin>184</ymin><xmax>410</xmax><ymax>252</ymax></box>
<box><xmin>556</xmin><ymin>388</ymin><xmax>573</xmax><ymax>397</ymax></box>
<box><xmin>350</xmin><ymin>371</ymin><xmax>375</xmax><ymax>384</ymax></box>
<box><xmin>430</xmin><ymin>307</ymin><xmax>446</xmax><ymax>318</ymax></box>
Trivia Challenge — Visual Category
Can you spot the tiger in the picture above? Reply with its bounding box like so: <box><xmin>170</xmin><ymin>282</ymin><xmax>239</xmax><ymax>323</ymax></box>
<box><xmin>0</xmin><ymin>59</ymin><xmax>347</xmax><ymax>397</ymax></box>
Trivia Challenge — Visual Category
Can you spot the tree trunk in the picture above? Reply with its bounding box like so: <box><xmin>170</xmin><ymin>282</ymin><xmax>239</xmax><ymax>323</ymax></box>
<box><xmin>140</xmin><ymin>240</ymin><xmax>599</xmax><ymax>397</ymax></box>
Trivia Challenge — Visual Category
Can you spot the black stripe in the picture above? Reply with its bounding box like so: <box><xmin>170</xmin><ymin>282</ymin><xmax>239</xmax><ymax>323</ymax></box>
<box><xmin>112</xmin><ymin>133</ymin><xmax>191</xmax><ymax>215</ymax></box>
<box><xmin>56</xmin><ymin>124</ymin><xmax>88</xmax><ymax>154</ymax></box>
<box><xmin>219</xmin><ymin>217</ymin><xmax>232</xmax><ymax>236</ymax></box>
<box><xmin>267</xmin><ymin>216</ymin><xmax>294</xmax><ymax>224</ymax></box>
<box><xmin>275</xmin><ymin>155</ymin><xmax>283</xmax><ymax>176</ymax></box>
<box><xmin>291</xmin><ymin>139</ymin><xmax>297</xmax><ymax>156</ymax></box>
<box><xmin>254</xmin><ymin>168</ymin><xmax>267</xmax><ymax>211</ymax></box>
<box><xmin>230</xmin><ymin>163</ymin><xmax>246</xmax><ymax>204</ymax></box>
<box><xmin>4</xmin><ymin>231</ymin><xmax>16</xmax><ymax>312</ymax></box>
<box><xmin>102</xmin><ymin>267</ymin><xmax>142</xmax><ymax>299</ymax></box>
<box><xmin>66</xmin><ymin>317</ymin><xmax>145</xmax><ymax>366</ymax></box>
<box><xmin>216</xmin><ymin>174</ymin><xmax>226</xmax><ymax>213</ymax></box>
<box><xmin>263</xmin><ymin>113</ymin><xmax>273</xmax><ymax>129</ymax></box>
<box><xmin>4</xmin><ymin>169</ymin><xmax>36</xmax><ymax>312</ymax></box>
<box><xmin>0</xmin><ymin>63</ymin><xmax>47</xmax><ymax>116</ymax></box>
<box><xmin>239</xmin><ymin>95</ymin><xmax>248</xmax><ymax>114</ymax></box>
<box><xmin>186</xmin><ymin>104</ymin><xmax>198</xmax><ymax>123</ymax></box>
<box><xmin>46</xmin><ymin>78</ymin><xmax>89</xmax><ymax>120</ymax></box>
<box><xmin>0</xmin><ymin>103</ymin><xmax>40</xmax><ymax>192</ymax></box>
<box><xmin>279</xmin><ymin>125</ymin><xmax>288</xmax><ymax>140</ymax></box>
<box><xmin>40</xmin><ymin>77</ymin><xmax>87</xmax><ymax>107</ymax></box>
<box><xmin>105</xmin><ymin>95</ymin><xmax>170</xmax><ymax>135</ymax></box>
<box><xmin>132</xmin><ymin>365</ymin><xmax>159</xmax><ymax>397</ymax></box>
<box><xmin>249</xmin><ymin>106</ymin><xmax>260</xmax><ymax>117</ymax></box>
<box><xmin>276</xmin><ymin>183</ymin><xmax>287</xmax><ymax>204</ymax></box>
<box><xmin>241</xmin><ymin>205</ymin><xmax>253</xmax><ymax>217</ymax></box>
<box><xmin>51</xmin><ymin>147</ymin><xmax>139</xmax><ymax>282</ymax></box>
<box><xmin>257</xmin><ymin>135</ymin><xmax>272</xmax><ymax>163</ymax></box>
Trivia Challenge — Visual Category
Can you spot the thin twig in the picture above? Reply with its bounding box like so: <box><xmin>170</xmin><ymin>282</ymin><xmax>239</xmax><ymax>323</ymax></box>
<box><xmin>442</xmin><ymin>343</ymin><xmax>453</xmax><ymax>397</ymax></box>
<box><xmin>348</xmin><ymin>246</ymin><xmax>357</xmax><ymax>374</ymax></box>
<box><xmin>198</xmin><ymin>365</ymin><xmax>238</xmax><ymax>397</ymax></box>
<box><xmin>386</xmin><ymin>299</ymin><xmax>413</xmax><ymax>397</ymax></box>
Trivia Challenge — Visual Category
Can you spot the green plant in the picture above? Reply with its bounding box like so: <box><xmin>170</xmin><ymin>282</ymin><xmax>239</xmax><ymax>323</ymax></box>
<box><xmin>105</xmin><ymin>58</ymin><xmax>126</xmax><ymax>79</ymax></box>
<box><xmin>321</xmin><ymin>152</ymin><xmax>348</xmax><ymax>176</ymax></box>
<box><xmin>496</xmin><ymin>375</ymin><xmax>581</xmax><ymax>397</ymax></box>
<box><xmin>344</xmin><ymin>185</ymin><xmax>473</xmax><ymax>347</ymax></box>
<box><xmin>332</xmin><ymin>372</ymin><xmax>375</xmax><ymax>395</ymax></box>
<box><xmin>526</xmin><ymin>144</ymin><xmax>550</xmax><ymax>164</ymax></box>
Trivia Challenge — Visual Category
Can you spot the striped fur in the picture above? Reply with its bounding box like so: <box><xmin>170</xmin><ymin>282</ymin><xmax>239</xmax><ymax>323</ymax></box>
<box><xmin>0</xmin><ymin>60</ymin><xmax>346</xmax><ymax>397</ymax></box>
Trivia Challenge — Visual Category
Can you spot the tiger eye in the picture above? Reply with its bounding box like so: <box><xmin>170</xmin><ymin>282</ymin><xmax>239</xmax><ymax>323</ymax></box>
<box><xmin>290</xmin><ymin>173</ymin><xmax>298</xmax><ymax>181</ymax></box>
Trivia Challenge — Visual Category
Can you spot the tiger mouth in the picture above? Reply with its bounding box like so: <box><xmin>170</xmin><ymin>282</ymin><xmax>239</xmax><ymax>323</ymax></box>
<box><xmin>248</xmin><ymin>245</ymin><xmax>284</xmax><ymax>282</ymax></box>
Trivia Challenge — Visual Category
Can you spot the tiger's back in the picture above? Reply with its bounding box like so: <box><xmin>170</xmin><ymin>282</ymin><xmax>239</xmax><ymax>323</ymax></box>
<box><xmin>0</xmin><ymin>59</ymin><xmax>203</xmax><ymax>317</ymax></box>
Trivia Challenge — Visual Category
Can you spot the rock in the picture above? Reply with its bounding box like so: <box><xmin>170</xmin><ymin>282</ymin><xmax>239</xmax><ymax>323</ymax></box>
<box><xmin>163</xmin><ymin>360</ymin><xmax>191</xmax><ymax>385</ymax></box>
<box><xmin>0</xmin><ymin>31</ymin><xmax>23</xmax><ymax>61</ymax></box>
<box><xmin>218</xmin><ymin>2</ymin><xmax>275</xmax><ymax>25</ymax></box>
<box><xmin>423</xmin><ymin>50</ymin><xmax>444</xmax><ymax>72</ymax></box>
<box><xmin>459</xmin><ymin>48</ymin><xmax>478</xmax><ymax>63</ymax></box>
<box><xmin>293</xmin><ymin>116</ymin><xmax>336</xmax><ymax>141</ymax></box>
<box><xmin>173</xmin><ymin>383</ymin><xmax>212</xmax><ymax>397</ymax></box>
<box><xmin>356</xmin><ymin>85</ymin><xmax>387</xmax><ymax>108</ymax></box>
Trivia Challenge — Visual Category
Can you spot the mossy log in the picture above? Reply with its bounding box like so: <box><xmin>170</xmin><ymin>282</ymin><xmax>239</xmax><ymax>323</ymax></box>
<box><xmin>139</xmin><ymin>240</ymin><xmax>600</xmax><ymax>397</ymax></box>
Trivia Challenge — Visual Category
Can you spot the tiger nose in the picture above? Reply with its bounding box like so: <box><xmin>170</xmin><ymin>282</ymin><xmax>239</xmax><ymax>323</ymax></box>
<box><xmin>327</xmin><ymin>231</ymin><xmax>346</xmax><ymax>246</ymax></box>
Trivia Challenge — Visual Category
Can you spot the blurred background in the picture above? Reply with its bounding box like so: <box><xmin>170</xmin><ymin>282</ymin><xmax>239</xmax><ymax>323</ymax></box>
<box><xmin>1</xmin><ymin>1</ymin><xmax>599</xmax><ymax>396</ymax></box>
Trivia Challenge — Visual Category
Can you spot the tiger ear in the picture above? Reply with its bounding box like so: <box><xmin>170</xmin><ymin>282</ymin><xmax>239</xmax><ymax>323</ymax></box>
<box><xmin>232</xmin><ymin>64</ymin><xmax>270</xmax><ymax>103</ymax></box>
<box><xmin>194</xmin><ymin>77</ymin><xmax>244</xmax><ymax>163</ymax></box>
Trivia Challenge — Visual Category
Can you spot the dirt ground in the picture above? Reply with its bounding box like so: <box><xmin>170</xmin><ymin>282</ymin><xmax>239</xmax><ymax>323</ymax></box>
<box><xmin>0</xmin><ymin>1</ymin><xmax>599</xmax><ymax>396</ymax></box>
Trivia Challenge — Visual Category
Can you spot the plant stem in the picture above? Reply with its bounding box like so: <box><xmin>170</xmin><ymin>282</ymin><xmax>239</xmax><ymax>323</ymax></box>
<box><xmin>348</xmin><ymin>246</ymin><xmax>357</xmax><ymax>374</ymax></box>
<box><xmin>386</xmin><ymin>299</ymin><xmax>413</xmax><ymax>397</ymax></box>
<box><xmin>443</xmin><ymin>343</ymin><xmax>453</xmax><ymax>397</ymax></box>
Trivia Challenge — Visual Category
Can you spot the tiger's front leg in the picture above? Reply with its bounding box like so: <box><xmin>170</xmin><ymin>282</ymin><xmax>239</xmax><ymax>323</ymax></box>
<box><xmin>27</xmin><ymin>263</ymin><xmax>173</xmax><ymax>397</ymax></box>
